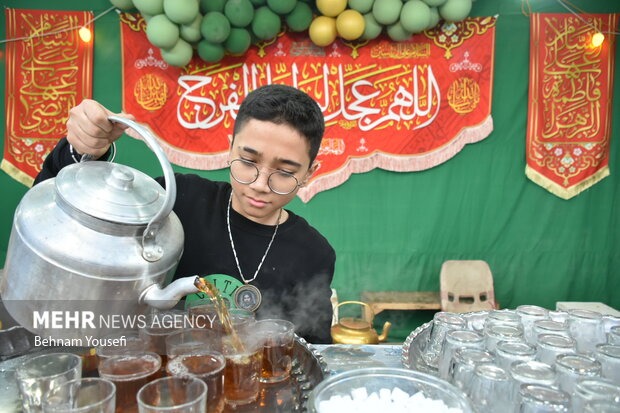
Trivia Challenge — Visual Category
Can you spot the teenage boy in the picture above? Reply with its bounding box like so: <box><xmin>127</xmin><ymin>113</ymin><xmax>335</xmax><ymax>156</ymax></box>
<box><xmin>35</xmin><ymin>85</ymin><xmax>336</xmax><ymax>343</ymax></box>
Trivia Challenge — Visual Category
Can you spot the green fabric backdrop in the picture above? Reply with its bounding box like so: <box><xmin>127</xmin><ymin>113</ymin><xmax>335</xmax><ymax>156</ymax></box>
<box><xmin>1</xmin><ymin>0</ymin><xmax>619</xmax><ymax>340</ymax></box>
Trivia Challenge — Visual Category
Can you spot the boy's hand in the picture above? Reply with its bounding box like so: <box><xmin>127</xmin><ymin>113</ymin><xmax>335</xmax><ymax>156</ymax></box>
<box><xmin>66</xmin><ymin>99</ymin><xmax>136</xmax><ymax>159</ymax></box>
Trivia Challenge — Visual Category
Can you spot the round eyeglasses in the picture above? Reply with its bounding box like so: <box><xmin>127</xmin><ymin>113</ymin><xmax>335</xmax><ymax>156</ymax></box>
<box><xmin>229</xmin><ymin>158</ymin><xmax>301</xmax><ymax>195</ymax></box>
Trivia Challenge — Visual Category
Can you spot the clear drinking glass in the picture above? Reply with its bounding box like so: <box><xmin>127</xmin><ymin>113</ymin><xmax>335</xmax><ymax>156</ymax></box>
<box><xmin>139</xmin><ymin>311</ymin><xmax>187</xmax><ymax>361</ymax></box>
<box><xmin>495</xmin><ymin>340</ymin><xmax>536</xmax><ymax>371</ymax></box>
<box><xmin>535</xmin><ymin>334</ymin><xmax>576</xmax><ymax>365</ymax></box>
<box><xmin>509</xmin><ymin>360</ymin><xmax>557</xmax><ymax>408</ymax></box>
<box><xmin>516</xmin><ymin>305</ymin><xmax>549</xmax><ymax>345</ymax></box>
<box><xmin>96</xmin><ymin>331</ymin><xmax>146</xmax><ymax>361</ymax></box>
<box><xmin>555</xmin><ymin>353</ymin><xmax>602</xmax><ymax>394</ymax></box>
<box><xmin>467</xmin><ymin>363</ymin><xmax>512</xmax><ymax>413</ymax></box>
<box><xmin>594</xmin><ymin>343</ymin><xmax>620</xmax><ymax>383</ymax></box>
<box><xmin>571</xmin><ymin>377</ymin><xmax>620</xmax><ymax>413</ymax></box>
<box><xmin>548</xmin><ymin>311</ymin><xmax>569</xmax><ymax>324</ymax></box>
<box><xmin>518</xmin><ymin>384</ymin><xmax>571</xmax><ymax>413</ymax></box>
<box><xmin>98</xmin><ymin>352</ymin><xmax>162</xmax><ymax>413</ymax></box>
<box><xmin>422</xmin><ymin>312</ymin><xmax>466</xmax><ymax>368</ymax></box>
<box><xmin>484</xmin><ymin>324</ymin><xmax>524</xmax><ymax>352</ymax></box>
<box><xmin>256</xmin><ymin>319</ymin><xmax>295</xmax><ymax>383</ymax></box>
<box><xmin>42</xmin><ymin>378</ymin><xmax>116</xmax><ymax>413</ymax></box>
<box><xmin>438</xmin><ymin>329</ymin><xmax>484</xmax><ymax>380</ymax></box>
<box><xmin>584</xmin><ymin>399</ymin><xmax>620</xmax><ymax>413</ymax></box>
<box><xmin>137</xmin><ymin>376</ymin><xmax>207</xmax><ymax>413</ymax></box>
<box><xmin>533</xmin><ymin>320</ymin><xmax>571</xmax><ymax>340</ymax></box>
<box><xmin>609</xmin><ymin>326</ymin><xmax>620</xmax><ymax>345</ymax></box>
<box><xmin>165</xmin><ymin>328</ymin><xmax>219</xmax><ymax>359</ymax></box>
<box><xmin>16</xmin><ymin>353</ymin><xmax>83</xmax><ymax>413</ymax></box>
<box><xmin>448</xmin><ymin>348</ymin><xmax>495</xmax><ymax>392</ymax></box>
<box><xmin>484</xmin><ymin>309</ymin><xmax>522</xmax><ymax>330</ymax></box>
<box><xmin>166</xmin><ymin>351</ymin><xmax>226</xmax><ymax>413</ymax></box>
<box><xmin>567</xmin><ymin>309</ymin><xmax>606</xmax><ymax>355</ymax></box>
<box><xmin>221</xmin><ymin>329</ymin><xmax>263</xmax><ymax>406</ymax></box>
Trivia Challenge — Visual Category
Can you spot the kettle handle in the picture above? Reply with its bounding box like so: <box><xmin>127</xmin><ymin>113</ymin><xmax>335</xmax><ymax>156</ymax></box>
<box><xmin>107</xmin><ymin>115</ymin><xmax>176</xmax><ymax>262</ymax></box>
<box><xmin>335</xmin><ymin>301</ymin><xmax>374</xmax><ymax>323</ymax></box>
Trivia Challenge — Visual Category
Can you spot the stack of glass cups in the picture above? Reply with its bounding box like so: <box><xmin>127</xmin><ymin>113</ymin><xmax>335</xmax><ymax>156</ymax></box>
<box><xmin>516</xmin><ymin>305</ymin><xmax>549</xmax><ymax>345</ymax></box>
<box><xmin>555</xmin><ymin>353</ymin><xmax>602</xmax><ymax>394</ymax></box>
<box><xmin>484</xmin><ymin>324</ymin><xmax>524</xmax><ymax>352</ymax></box>
<box><xmin>449</xmin><ymin>347</ymin><xmax>495</xmax><ymax>392</ymax></box>
<box><xmin>594</xmin><ymin>344</ymin><xmax>620</xmax><ymax>383</ymax></box>
<box><xmin>495</xmin><ymin>340</ymin><xmax>536</xmax><ymax>371</ymax></box>
<box><xmin>422</xmin><ymin>312</ymin><xmax>466</xmax><ymax>368</ymax></box>
<box><xmin>571</xmin><ymin>377</ymin><xmax>620</xmax><ymax>412</ymax></box>
<box><xmin>533</xmin><ymin>319</ymin><xmax>572</xmax><ymax>340</ymax></box>
<box><xmin>536</xmin><ymin>334</ymin><xmax>576</xmax><ymax>365</ymax></box>
<box><xmin>567</xmin><ymin>309</ymin><xmax>606</xmax><ymax>355</ymax></box>
<box><xmin>437</xmin><ymin>329</ymin><xmax>484</xmax><ymax>380</ymax></box>
<box><xmin>509</xmin><ymin>360</ymin><xmax>557</xmax><ymax>406</ymax></box>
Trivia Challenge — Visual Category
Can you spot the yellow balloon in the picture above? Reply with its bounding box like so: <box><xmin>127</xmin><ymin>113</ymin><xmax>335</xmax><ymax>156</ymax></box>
<box><xmin>309</xmin><ymin>16</ymin><xmax>338</xmax><ymax>47</ymax></box>
<box><xmin>316</xmin><ymin>0</ymin><xmax>347</xmax><ymax>17</ymax></box>
<box><xmin>336</xmin><ymin>9</ymin><xmax>365</xmax><ymax>40</ymax></box>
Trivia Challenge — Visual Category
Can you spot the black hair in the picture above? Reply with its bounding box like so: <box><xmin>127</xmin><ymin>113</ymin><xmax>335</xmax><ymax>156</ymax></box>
<box><xmin>233</xmin><ymin>84</ymin><xmax>325</xmax><ymax>164</ymax></box>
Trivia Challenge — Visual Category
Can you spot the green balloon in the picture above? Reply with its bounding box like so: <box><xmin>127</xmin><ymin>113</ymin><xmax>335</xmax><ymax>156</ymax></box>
<box><xmin>198</xmin><ymin>39</ymin><xmax>225</xmax><ymax>62</ymax></box>
<box><xmin>250</xmin><ymin>0</ymin><xmax>266</xmax><ymax>6</ymax></box>
<box><xmin>439</xmin><ymin>0</ymin><xmax>472</xmax><ymax>22</ymax></box>
<box><xmin>225</xmin><ymin>0</ymin><xmax>255</xmax><ymax>27</ymax></box>
<box><xmin>251</xmin><ymin>6</ymin><xmax>281</xmax><ymax>40</ymax></box>
<box><xmin>267</xmin><ymin>0</ymin><xmax>296</xmax><ymax>15</ymax></box>
<box><xmin>362</xmin><ymin>12</ymin><xmax>382</xmax><ymax>40</ymax></box>
<box><xmin>146</xmin><ymin>14</ymin><xmax>179</xmax><ymax>49</ymax></box>
<box><xmin>400</xmin><ymin>0</ymin><xmax>430</xmax><ymax>33</ymax></box>
<box><xmin>133</xmin><ymin>0</ymin><xmax>163</xmax><ymax>15</ymax></box>
<box><xmin>109</xmin><ymin>0</ymin><xmax>135</xmax><ymax>10</ymax></box>
<box><xmin>225</xmin><ymin>28</ymin><xmax>251</xmax><ymax>53</ymax></box>
<box><xmin>142</xmin><ymin>13</ymin><xmax>154</xmax><ymax>22</ymax></box>
<box><xmin>201</xmin><ymin>11</ymin><xmax>231</xmax><ymax>43</ymax></box>
<box><xmin>422</xmin><ymin>0</ymin><xmax>447</xmax><ymax>7</ymax></box>
<box><xmin>372</xmin><ymin>0</ymin><xmax>402</xmax><ymax>25</ymax></box>
<box><xmin>427</xmin><ymin>6</ymin><xmax>440</xmax><ymax>29</ymax></box>
<box><xmin>200</xmin><ymin>0</ymin><xmax>226</xmax><ymax>14</ymax></box>
<box><xmin>164</xmin><ymin>0</ymin><xmax>199</xmax><ymax>24</ymax></box>
<box><xmin>348</xmin><ymin>0</ymin><xmax>374</xmax><ymax>14</ymax></box>
<box><xmin>161</xmin><ymin>38</ymin><xmax>193</xmax><ymax>67</ymax></box>
<box><xmin>181</xmin><ymin>13</ymin><xmax>203</xmax><ymax>43</ymax></box>
<box><xmin>387</xmin><ymin>21</ymin><xmax>412</xmax><ymax>41</ymax></box>
<box><xmin>286</xmin><ymin>2</ymin><xmax>312</xmax><ymax>32</ymax></box>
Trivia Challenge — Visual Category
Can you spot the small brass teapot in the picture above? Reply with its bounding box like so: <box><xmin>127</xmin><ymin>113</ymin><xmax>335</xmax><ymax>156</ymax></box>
<box><xmin>331</xmin><ymin>301</ymin><xmax>392</xmax><ymax>344</ymax></box>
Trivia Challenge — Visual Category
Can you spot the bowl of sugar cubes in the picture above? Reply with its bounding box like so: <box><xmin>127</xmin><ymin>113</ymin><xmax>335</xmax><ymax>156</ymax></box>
<box><xmin>307</xmin><ymin>367</ymin><xmax>473</xmax><ymax>413</ymax></box>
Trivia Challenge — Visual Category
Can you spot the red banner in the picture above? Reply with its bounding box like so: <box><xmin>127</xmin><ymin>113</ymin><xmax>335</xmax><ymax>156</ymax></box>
<box><xmin>526</xmin><ymin>13</ymin><xmax>618</xmax><ymax>199</ymax></box>
<box><xmin>2</xmin><ymin>9</ymin><xmax>93</xmax><ymax>186</ymax></box>
<box><xmin>121</xmin><ymin>14</ymin><xmax>496</xmax><ymax>202</ymax></box>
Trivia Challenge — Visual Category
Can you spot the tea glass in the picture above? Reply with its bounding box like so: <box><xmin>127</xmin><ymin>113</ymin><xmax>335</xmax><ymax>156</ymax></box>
<box><xmin>608</xmin><ymin>325</ymin><xmax>620</xmax><ymax>345</ymax></box>
<box><xmin>448</xmin><ymin>347</ymin><xmax>495</xmax><ymax>392</ymax></box>
<box><xmin>165</xmin><ymin>328</ymin><xmax>219</xmax><ymax>359</ymax></box>
<box><xmin>516</xmin><ymin>305</ymin><xmax>549</xmax><ymax>345</ymax></box>
<box><xmin>484</xmin><ymin>324</ymin><xmax>524</xmax><ymax>352</ymax></box>
<box><xmin>16</xmin><ymin>352</ymin><xmax>83</xmax><ymax>413</ymax></box>
<box><xmin>509</xmin><ymin>360</ymin><xmax>557</xmax><ymax>405</ymax></box>
<box><xmin>42</xmin><ymin>377</ymin><xmax>116</xmax><ymax>413</ymax></box>
<box><xmin>535</xmin><ymin>334</ymin><xmax>576</xmax><ymax>365</ymax></box>
<box><xmin>221</xmin><ymin>329</ymin><xmax>263</xmax><ymax>406</ymax></box>
<box><xmin>422</xmin><ymin>312</ymin><xmax>466</xmax><ymax>368</ymax></box>
<box><xmin>584</xmin><ymin>399</ymin><xmax>620</xmax><ymax>413</ymax></box>
<box><xmin>555</xmin><ymin>353</ymin><xmax>601</xmax><ymax>394</ymax></box>
<box><xmin>571</xmin><ymin>377</ymin><xmax>620</xmax><ymax>412</ymax></box>
<box><xmin>567</xmin><ymin>309</ymin><xmax>606</xmax><ymax>355</ymax></box>
<box><xmin>137</xmin><ymin>376</ymin><xmax>207</xmax><ymax>412</ymax></box>
<box><xmin>533</xmin><ymin>320</ymin><xmax>571</xmax><ymax>340</ymax></box>
<box><xmin>594</xmin><ymin>343</ymin><xmax>620</xmax><ymax>383</ymax></box>
<box><xmin>495</xmin><ymin>340</ymin><xmax>537</xmax><ymax>371</ymax></box>
<box><xmin>483</xmin><ymin>309</ymin><xmax>522</xmax><ymax>330</ymax></box>
<box><xmin>518</xmin><ymin>384</ymin><xmax>571</xmax><ymax>413</ymax></box>
<box><xmin>139</xmin><ymin>311</ymin><xmax>188</xmax><ymax>359</ymax></box>
<box><xmin>256</xmin><ymin>319</ymin><xmax>295</xmax><ymax>383</ymax></box>
<box><xmin>438</xmin><ymin>329</ymin><xmax>484</xmax><ymax>380</ymax></box>
<box><xmin>166</xmin><ymin>351</ymin><xmax>226</xmax><ymax>413</ymax></box>
<box><xmin>96</xmin><ymin>331</ymin><xmax>146</xmax><ymax>361</ymax></box>
<box><xmin>98</xmin><ymin>351</ymin><xmax>161</xmax><ymax>413</ymax></box>
<box><xmin>467</xmin><ymin>363</ymin><xmax>512</xmax><ymax>413</ymax></box>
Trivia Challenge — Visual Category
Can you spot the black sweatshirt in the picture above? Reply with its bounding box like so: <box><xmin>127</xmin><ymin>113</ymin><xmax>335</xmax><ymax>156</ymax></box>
<box><xmin>35</xmin><ymin>138</ymin><xmax>336</xmax><ymax>343</ymax></box>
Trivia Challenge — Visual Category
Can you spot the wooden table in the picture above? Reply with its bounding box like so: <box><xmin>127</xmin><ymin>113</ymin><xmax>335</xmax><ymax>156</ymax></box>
<box><xmin>360</xmin><ymin>291</ymin><xmax>442</xmax><ymax>321</ymax></box>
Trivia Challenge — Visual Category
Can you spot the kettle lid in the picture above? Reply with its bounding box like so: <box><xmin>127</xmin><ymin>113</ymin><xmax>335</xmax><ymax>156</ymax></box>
<box><xmin>55</xmin><ymin>161</ymin><xmax>165</xmax><ymax>225</ymax></box>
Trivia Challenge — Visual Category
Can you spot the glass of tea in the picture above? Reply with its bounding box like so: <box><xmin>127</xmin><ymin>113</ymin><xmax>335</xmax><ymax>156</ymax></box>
<box><xmin>98</xmin><ymin>352</ymin><xmax>161</xmax><ymax>413</ymax></box>
<box><xmin>221</xmin><ymin>329</ymin><xmax>263</xmax><ymax>406</ymax></box>
<box><xmin>166</xmin><ymin>350</ymin><xmax>226</xmax><ymax>413</ymax></box>
<box><xmin>42</xmin><ymin>377</ymin><xmax>116</xmax><ymax>413</ymax></box>
<box><xmin>137</xmin><ymin>376</ymin><xmax>206</xmax><ymax>413</ymax></box>
<box><xmin>256</xmin><ymin>319</ymin><xmax>295</xmax><ymax>383</ymax></box>
<box><xmin>16</xmin><ymin>352</ymin><xmax>83</xmax><ymax>413</ymax></box>
<box><xmin>139</xmin><ymin>311</ymin><xmax>188</xmax><ymax>365</ymax></box>
<box><xmin>96</xmin><ymin>331</ymin><xmax>146</xmax><ymax>361</ymax></box>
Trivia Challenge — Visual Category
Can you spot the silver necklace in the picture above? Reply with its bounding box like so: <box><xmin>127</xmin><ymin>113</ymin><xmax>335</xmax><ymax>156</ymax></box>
<box><xmin>227</xmin><ymin>192</ymin><xmax>281</xmax><ymax>312</ymax></box>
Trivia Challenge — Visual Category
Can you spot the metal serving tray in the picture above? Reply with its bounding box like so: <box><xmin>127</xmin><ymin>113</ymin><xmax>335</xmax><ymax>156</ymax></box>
<box><xmin>0</xmin><ymin>327</ymin><xmax>329</xmax><ymax>412</ymax></box>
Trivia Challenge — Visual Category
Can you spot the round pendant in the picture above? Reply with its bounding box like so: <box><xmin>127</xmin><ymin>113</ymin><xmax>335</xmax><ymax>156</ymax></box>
<box><xmin>234</xmin><ymin>284</ymin><xmax>262</xmax><ymax>312</ymax></box>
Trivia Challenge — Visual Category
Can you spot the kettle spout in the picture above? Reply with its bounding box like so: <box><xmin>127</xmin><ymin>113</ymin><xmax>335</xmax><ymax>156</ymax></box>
<box><xmin>140</xmin><ymin>276</ymin><xmax>200</xmax><ymax>310</ymax></box>
<box><xmin>377</xmin><ymin>321</ymin><xmax>392</xmax><ymax>342</ymax></box>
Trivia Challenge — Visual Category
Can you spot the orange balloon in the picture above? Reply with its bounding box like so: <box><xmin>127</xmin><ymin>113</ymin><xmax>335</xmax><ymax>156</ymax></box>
<box><xmin>309</xmin><ymin>16</ymin><xmax>338</xmax><ymax>47</ymax></box>
<box><xmin>336</xmin><ymin>9</ymin><xmax>365</xmax><ymax>40</ymax></box>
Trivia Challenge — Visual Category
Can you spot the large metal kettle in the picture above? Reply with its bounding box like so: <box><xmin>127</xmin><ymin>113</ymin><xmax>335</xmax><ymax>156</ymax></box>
<box><xmin>0</xmin><ymin>117</ymin><xmax>200</xmax><ymax>340</ymax></box>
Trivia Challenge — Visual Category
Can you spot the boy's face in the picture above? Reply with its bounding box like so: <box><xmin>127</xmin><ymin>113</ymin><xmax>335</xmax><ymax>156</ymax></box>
<box><xmin>229</xmin><ymin>119</ymin><xmax>315</xmax><ymax>225</ymax></box>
